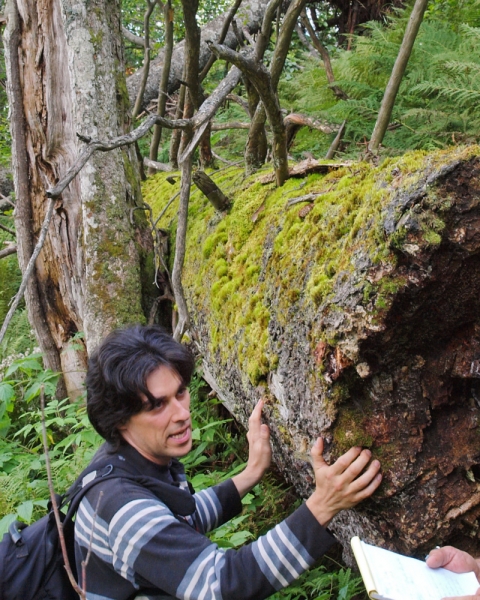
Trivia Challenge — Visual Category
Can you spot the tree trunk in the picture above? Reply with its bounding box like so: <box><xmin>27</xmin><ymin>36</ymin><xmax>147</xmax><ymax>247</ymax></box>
<box><xmin>243</xmin><ymin>0</ymin><xmax>307</xmax><ymax>178</ymax></box>
<box><xmin>3</xmin><ymin>0</ymin><xmax>154</xmax><ymax>397</ymax></box>
<box><xmin>167</xmin><ymin>145</ymin><xmax>480</xmax><ymax>561</ymax></box>
<box><xmin>368</xmin><ymin>0</ymin><xmax>429</xmax><ymax>153</ymax></box>
<box><xmin>149</xmin><ymin>0</ymin><xmax>174</xmax><ymax>172</ymax></box>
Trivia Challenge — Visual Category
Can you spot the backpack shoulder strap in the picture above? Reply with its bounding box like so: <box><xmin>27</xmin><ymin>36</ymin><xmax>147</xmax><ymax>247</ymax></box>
<box><xmin>63</xmin><ymin>462</ymin><xmax>196</xmax><ymax>526</ymax></box>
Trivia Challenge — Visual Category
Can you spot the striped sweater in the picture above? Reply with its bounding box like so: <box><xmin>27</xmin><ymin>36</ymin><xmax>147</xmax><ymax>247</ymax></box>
<box><xmin>74</xmin><ymin>442</ymin><xmax>336</xmax><ymax>600</ymax></box>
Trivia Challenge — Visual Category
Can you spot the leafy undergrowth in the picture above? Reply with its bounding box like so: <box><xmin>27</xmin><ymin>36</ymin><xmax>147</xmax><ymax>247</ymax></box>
<box><xmin>0</xmin><ymin>353</ymin><xmax>366</xmax><ymax>599</ymax></box>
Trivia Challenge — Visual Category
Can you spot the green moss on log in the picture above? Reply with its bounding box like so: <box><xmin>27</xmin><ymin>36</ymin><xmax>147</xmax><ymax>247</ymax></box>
<box><xmin>144</xmin><ymin>146</ymin><xmax>480</xmax><ymax>386</ymax></box>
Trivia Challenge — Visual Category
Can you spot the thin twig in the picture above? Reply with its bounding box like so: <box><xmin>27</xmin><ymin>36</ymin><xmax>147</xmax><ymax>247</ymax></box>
<box><xmin>153</xmin><ymin>192</ymin><xmax>180</xmax><ymax>228</ymax></box>
<box><xmin>0</xmin><ymin>221</ymin><xmax>15</xmax><ymax>236</ymax></box>
<box><xmin>212</xmin><ymin>151</ymin><xmax>237</xmax><ymax>166</ymax></box>
<box><xmin>40</xmin><ymin>386</ymin><xmax>86</xmax><ymax>600</ymax></box>
<box><xmin>286</xmin><ymin>193</ymin><xmax>322</xmax><ymax>206</ymax></box>
<box><xmin>81</xmin><ymin>491</ymin><xmax>103</xmax><ymax>593</ymax></box>
<box><xmin>131</xmin><ymin>0</ymin><xmax>159</xmax><ymax>120</ymax></box>
<box><xmin>325</xmin><ymin>120</ymin><xmax>346</xmax><ymax>160</ymax></box>
<box><xmin>142</xmin><ymin>202</ymin><xmax>172</xmax><ymax>288</ymax></box>
<box><xmin>211</xmin><ymin>121</ymin><xmax>250</xmax><ymax>130</ymax></box>
<box><xmin>0</xmin><ymin>198</ymin><xmax>55</xmax><ymax>346</ymax></box>
<box><xmin>46</xmin><ymin>115</ymin><xmax>192</xmax><ymax>199</ymax></box>
<box><xmin>198</xmin><ymin>0</ymin><xmax>244</xmax><ymax>82</ymax></box>
<box><xmin>172</xmin><ymin>156</ymin><xmax>192</xmax><ymax>342</ymax></box>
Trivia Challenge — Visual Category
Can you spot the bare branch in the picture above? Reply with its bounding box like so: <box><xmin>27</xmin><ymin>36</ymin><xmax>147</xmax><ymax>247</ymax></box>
<box><xmin>212</xmin><ymin>151</ymin><xmax>240</xmax><ymax>166</ymax></box>
<box><xmin>179</xmin><ymin>64</ymin><xmax>242</xmax><ymax>163</ymax></box>
<box><xmin>284</xmin><ymin>113</ymin><xmax>337</xmax><ymax>134</ymax></box>
<box><xmin>208</xmin><ymin>42</ymin><xmax>288</xmax><ymax>186</ymax></box>
<box><xmin>270</xmin><ymin>0</ymin><xmax>308</xmax><ymax>90</ymax></box>
<box><xmin>0</xmin><ymin>198</ymin><xmax>54</xmax><ymax>346</ymax></box>
<box><xmin>172</xmin><ymin>157</ymin><xmax>192</xmax><ymax>342</ymax></box>
<box><xmin>255</xmin><ymin>0</ymin><xmax>283</xmax><ymax>61</ymax></box>
<box><xmin>241</xmin><ymin>26</ymin><xmax>255</xmax><ymax>46</ymax></box>
<box><xmin>301</xmin><ymin>10</ymin><xmax>348</xmax><ymax>100</ymax></box>
<box><xmin>132</xmin><ymin>0</ymin><xmax>161</xmax><ymax>120</ymax></box>
<box><xmin>199</xmin><ymin>0</ymin><xmax>244</xmax><ymax>82</ymax></box>
<box><xmin>40</xmin><ymin>386</ymin><xmax>86</xmax><ymax>600</ymax></box>
<box><xmin>46</xmin><ymin>115</ymin><xmax>191</xmax><ymax>199</ymax></box>
<box><xmin>0</xmin><ymin>221</ymin><xmax>15</xmax><ymax>236</ymax></box>
<box><xmin>211</xmin><ymin>121</ymin><xmax>250</xmax><ymax>130</ymax></box>
<box><xmin>226</xmin><ymin>93</ymin><xmax>250</xmax><ymax>115</ymax></box>
<box><xmin>122</xmin><ymin>26</ymin><xmax>149</xmax><ymax>48</ymax></box>
<box><xmin>193</xmin><ymin>170</ymin><xmax>230</xmax><ymax>211</ymax></box>
<box><xmin>294</xmin><ymin>23</ymin><xmax>318</xmax><ymax>58</ymax></box>
<box><xmin>368</xmin><ymin>0</ymin><xmax>429</xmax><ymax>153</ymax></box>
<box><xmin>325</xmin><ymin>120</ymin><xmax>347</xmax><ymax>159</ymax></box>
<box><xmin>149</xmin><ymin>0</ymin><xmax>174</xmax><ymax>169</ymax></box>
<box><xmin>143</xmin><ymin>157</ymin><xmax>171</xmax><ymax>172</ymax></box>
<box><xmin>181</xmin><ymin>0</ymin><xmax>201</xmax><ymax>110</ymax></box>
<box><xmin>231</xmin><ymin>19</ymin><xmax>245</xmax><ymax>47</ymax></box>
<box><xmin>0</xmin><ymin>197</ymin><xmax>14</xmax><ymax>213</ymax></box>
<box><xmin>81</xmin><ymin>491</ymin><xmax>103</xmax><ymax>593</ymax></box>
<box><xmin>286</xmin><ymin>193</ymin><xmax>321</xmax><ymax>206</ymax></box>
<box><xmin>0</xmin><ymin>244</ymin><xmax>17</xmax><ymax>259</ymax></box>
<box><xmin>154</xmin><ymin>192</ymin><xmax>180</xmax><ymax>229</ymax></box>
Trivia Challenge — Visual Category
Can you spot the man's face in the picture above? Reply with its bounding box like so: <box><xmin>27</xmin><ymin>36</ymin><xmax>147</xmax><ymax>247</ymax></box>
<box><xmin>119</xmin><ymin>365</ymin><xmax>192</xmax><ymax>465</ymax></box>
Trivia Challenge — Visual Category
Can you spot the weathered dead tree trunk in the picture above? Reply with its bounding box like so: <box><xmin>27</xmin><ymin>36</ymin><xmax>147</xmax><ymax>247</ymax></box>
<box><xmin>164</xmin><ymin>145</ymin><xmax>480</xmax><ymax>561</ymax></box>
<box><xmin>3</xmin><ymin>0</ymin><xmax>154</xmax><ymax>397</ymax></box>
<box><xmin>126</xmin><ymin>0</ymin><xmax>272</xmax><ymax>111</ymax></box>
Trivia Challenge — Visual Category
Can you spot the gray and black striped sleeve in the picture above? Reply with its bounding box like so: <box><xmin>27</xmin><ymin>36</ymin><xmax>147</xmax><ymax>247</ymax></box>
<box><xmin>107</xmin><ymin>496</ymin><xmax>335</xmax><ymax>599</ymax></box>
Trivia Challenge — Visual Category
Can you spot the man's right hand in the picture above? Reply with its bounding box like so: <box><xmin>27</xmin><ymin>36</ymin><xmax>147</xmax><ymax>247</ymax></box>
<box><xmin>426</xmin><ymin>546</ymin><xmax>480</xmax><ymax>599</ymax></box>
<box><xmin>305</xmin><ymin>438</ymin><xmax>382</xmax><ymax>526</ymax></box>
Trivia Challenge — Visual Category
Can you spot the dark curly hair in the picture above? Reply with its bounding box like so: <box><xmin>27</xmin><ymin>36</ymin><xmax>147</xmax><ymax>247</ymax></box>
<box><xmin>86</xmin><ymin>325</ymin><xmax>194</xmax><ymax>447</ymax></box>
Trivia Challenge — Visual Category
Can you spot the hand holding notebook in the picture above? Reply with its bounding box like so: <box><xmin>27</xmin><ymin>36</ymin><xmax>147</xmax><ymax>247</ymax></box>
<box><xmin>351</xmin><ymin>537</ymin><xmax>480</xmax><ymax>600</ymax></box>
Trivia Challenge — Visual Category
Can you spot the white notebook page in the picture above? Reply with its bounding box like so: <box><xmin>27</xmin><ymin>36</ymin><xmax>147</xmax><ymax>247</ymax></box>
<box><xmin>361</xmin><ymin>541</ymin><xmax>479</xmax><ymax>600</ymax></box>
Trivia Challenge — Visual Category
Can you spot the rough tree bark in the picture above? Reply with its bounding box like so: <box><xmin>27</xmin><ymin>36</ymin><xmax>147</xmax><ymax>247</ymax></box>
<box><xmin>3</xmin><ymin>0</ymin><xmax>154</xmax><ymax>397</ymax></box>
<box><xmin>165</xmin><ymin>145</ymin><xmax>480</xmax><ymax>561</ymax></box>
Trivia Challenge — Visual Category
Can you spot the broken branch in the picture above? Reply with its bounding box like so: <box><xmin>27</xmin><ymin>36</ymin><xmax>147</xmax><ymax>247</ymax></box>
<box><xmin>0</xmin><ymin>244</ymin><xmax>17</xmax><ymax>259</ymax></box>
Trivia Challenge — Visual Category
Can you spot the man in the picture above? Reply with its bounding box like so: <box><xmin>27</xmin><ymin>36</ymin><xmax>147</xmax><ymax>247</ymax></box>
<box><xmin>75</xmin><ymin>324</ymin><xmax>382</xmax><ymax>599</ymax></box>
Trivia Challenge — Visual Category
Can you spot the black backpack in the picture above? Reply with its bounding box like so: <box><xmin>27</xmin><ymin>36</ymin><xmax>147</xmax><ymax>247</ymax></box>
<box><xmin>0</xmin><ymin>461</ymin><xmax>196</xmax><ymax>600</ymax></box>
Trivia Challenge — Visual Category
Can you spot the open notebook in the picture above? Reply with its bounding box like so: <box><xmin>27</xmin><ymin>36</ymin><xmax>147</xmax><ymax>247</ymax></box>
<box><xmin>351</xmin><ymin>536</ymin><xmax>479</xmax><ymax>600</ymax></box>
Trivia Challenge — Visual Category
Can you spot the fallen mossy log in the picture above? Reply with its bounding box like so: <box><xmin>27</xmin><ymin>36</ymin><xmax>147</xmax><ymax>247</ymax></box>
<box><xmin>146</xmin><ymin>145</ymin><xmax>480</xmax><ymax>561</ymax></box>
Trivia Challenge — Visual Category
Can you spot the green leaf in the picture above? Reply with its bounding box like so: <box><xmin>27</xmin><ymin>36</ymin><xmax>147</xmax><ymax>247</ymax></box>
<box><xmin>0</xmin><ymin>414</ymin><xmax>11</xmax><ymax>437</ymax></box>
<box><xmin>0</xmin><ymin>514</ymin><xmax>17</xmax><ymax>538</ymax></box>
<box><xmin>24</xmin><ymin>382</ymin><xmax>41</xmax><ymax>403</ymax></box>
<box><xmin>17</xmin><ymin>358</ymin><xmax>43</xmax><ymax>372</ymax></box>
<box><xmin>0</xmin><ymin>382</ymin><xmax>14</xmax><ymax>403</ymax></box>
<box><xmin>228</xmin><ymin>530</ymin><xmax>254</xmax><ymax>547</ymax></box>
<box><xmin>16</xmin><ymin>500</ymin><xmax>34</xmax><ymax>523</ymax></box>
